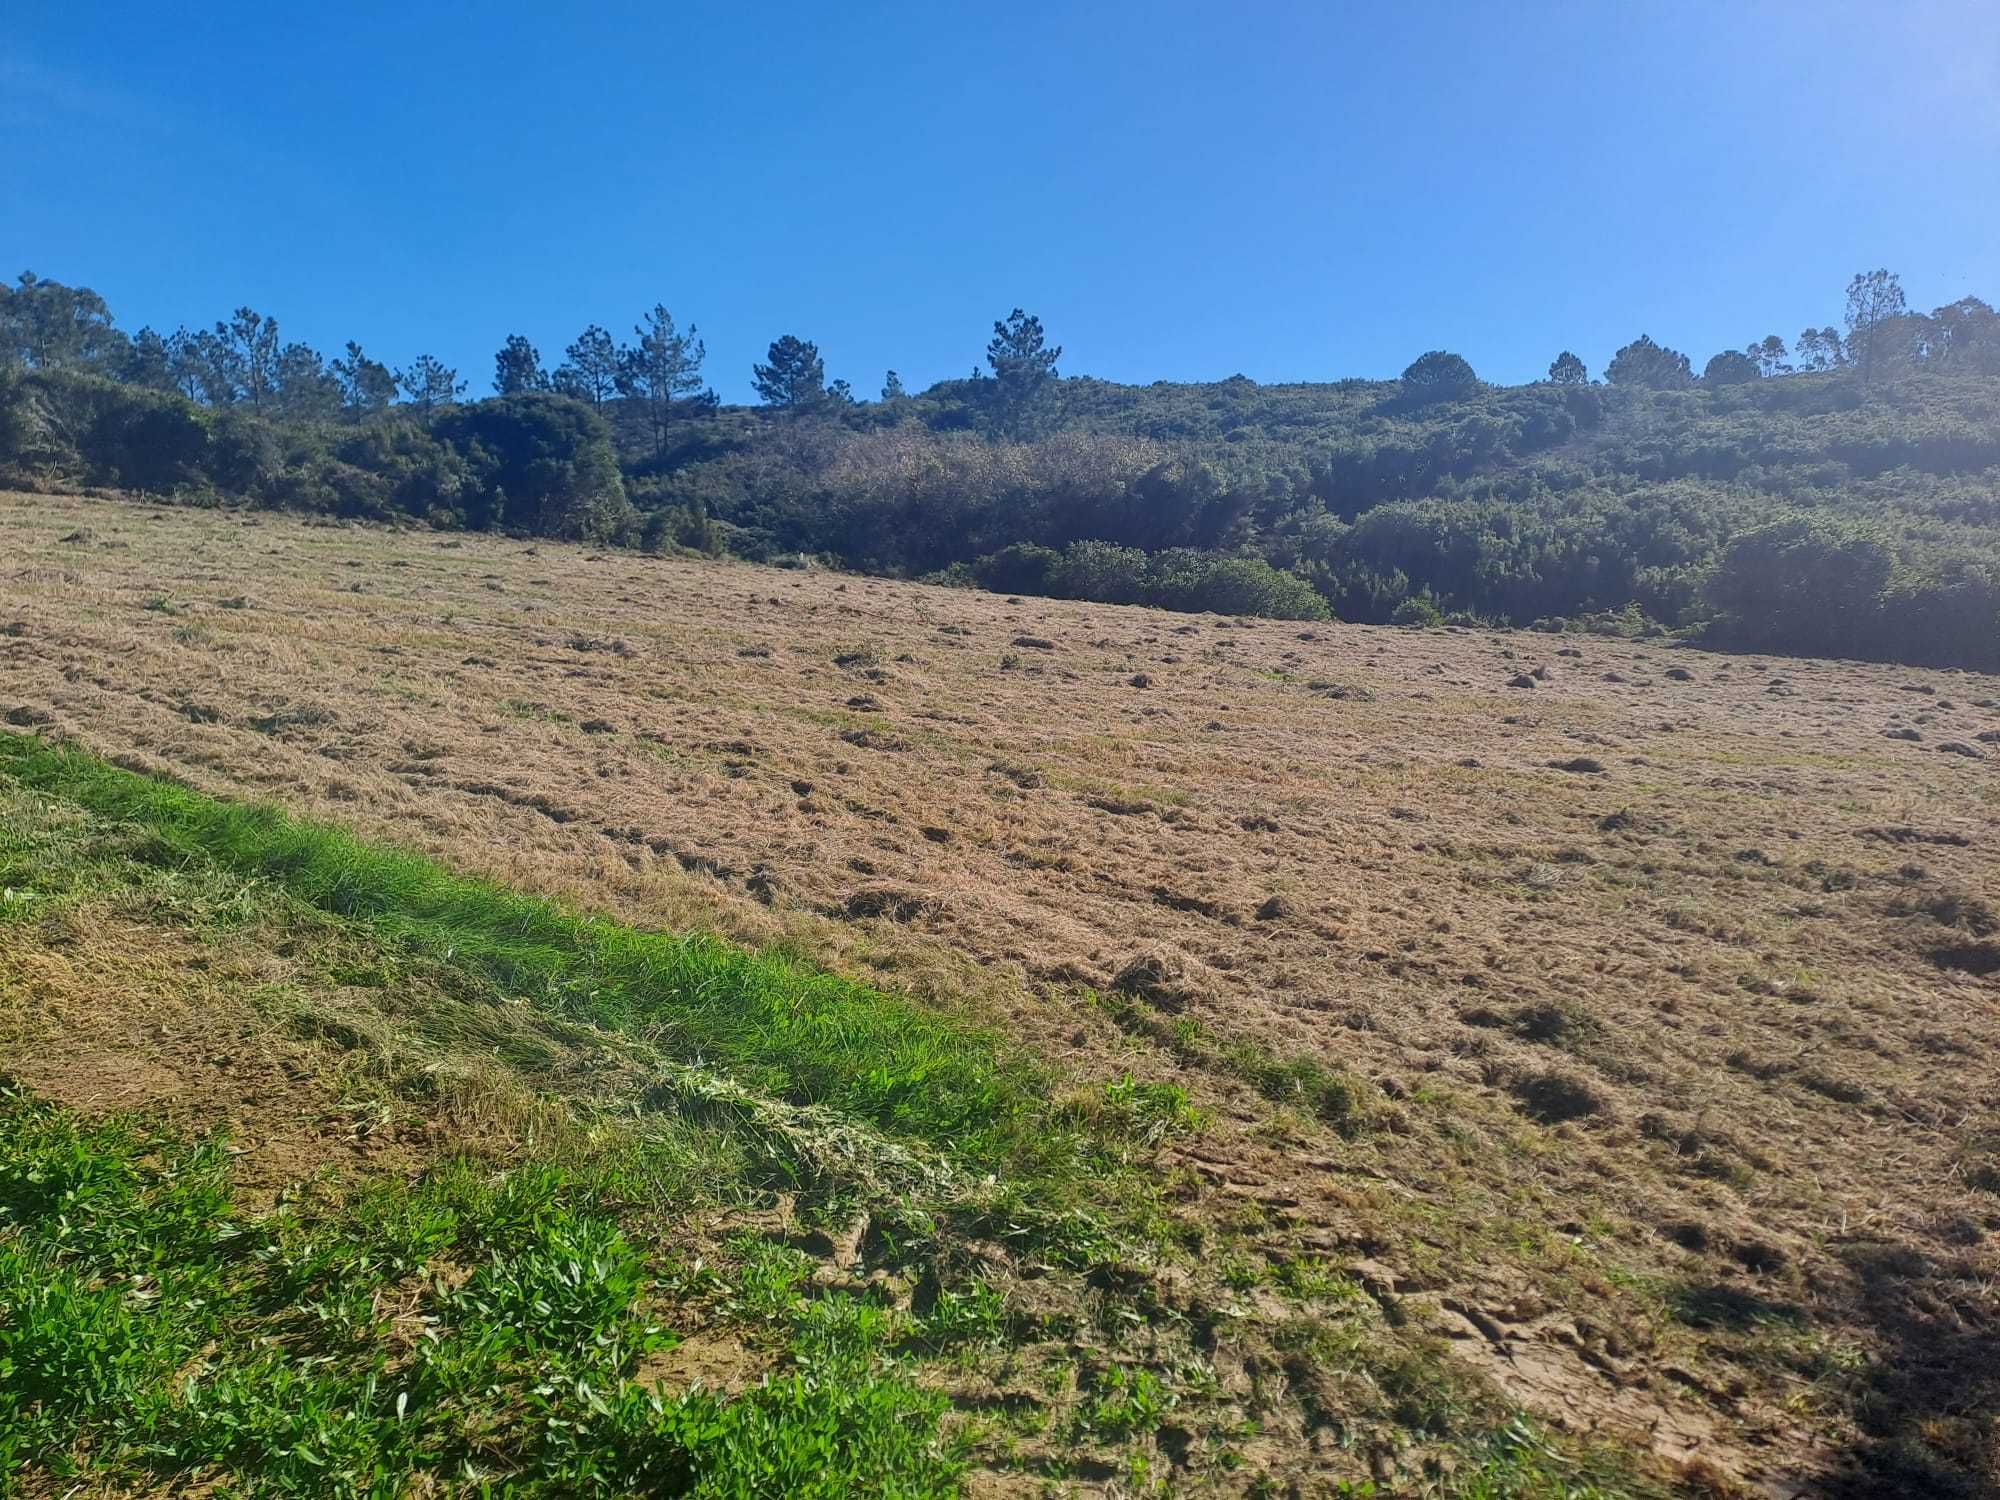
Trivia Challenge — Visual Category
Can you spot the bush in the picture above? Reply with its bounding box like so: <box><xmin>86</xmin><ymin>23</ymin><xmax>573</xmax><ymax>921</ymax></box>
<box><xmin>204</xmin><ymin>410</ymin><xmax>282</xmax><ymax>496</ymax></box>
<box><xmin>1056</xmin><ymin>540</ymin><xmax>1148</xmax><ymax>604</ymax></box>
<box><xmin>1607</xmin><ymin>335</ymin><xmax>1695</xmax><ymax>389</ymax></box>
<box><xmin>638</xmin><ymin>504</ymin><xmax>725</xmax><ymax>556</ymax></box>
<box><xmin>1704</xmin><ymin>515</ymin><xmax>1895</xmax><ymax>659</ymax></box>
<box><xmin>434</xmin><ymin>393</ymin><xmax>632</xmax><ymax>540</ymax></box>
<box><xmin>0</xmin><ymin>370</ymin><xmax>211</xmax><ymax>493</ymax></box>
<box><xmin>1145</xmin><ymin>551</ymin><xmax>1330</xmax><ymax>618</ymax></box>
<box><xmin>1703</xmin><ymin>350</ymin><xmax>1760</xmax><ymax>385</ymax></box>
<box><xmin>971</xmin><ymin>542</ymin><xmax>1064</xmax><ymax>596</ymax></box>
<box><xmin>958</xmin><ymin>542</ymin><xmax>1332</xmax><ymax>621</ymax></box>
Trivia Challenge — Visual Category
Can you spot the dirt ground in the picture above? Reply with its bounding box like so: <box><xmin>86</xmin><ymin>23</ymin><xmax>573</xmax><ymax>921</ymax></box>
<box><xmin>4</xmin><ymin>489</ymin><xmax>1998</xmax><ymax>1495</ymax></box>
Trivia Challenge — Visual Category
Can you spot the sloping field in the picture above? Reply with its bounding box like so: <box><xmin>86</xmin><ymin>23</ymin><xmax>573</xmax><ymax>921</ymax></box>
<box><xmin>3</xmin><ymin>489</ymin><xmax>1998</xmax><ymax>1496</ymax></box>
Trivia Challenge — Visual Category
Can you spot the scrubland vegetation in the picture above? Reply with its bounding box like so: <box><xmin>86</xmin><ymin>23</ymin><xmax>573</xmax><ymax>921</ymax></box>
<box><xmin>4</xmin><ymin>269</ymin><xmax>1998</xmax><ymax>669</ymax></box>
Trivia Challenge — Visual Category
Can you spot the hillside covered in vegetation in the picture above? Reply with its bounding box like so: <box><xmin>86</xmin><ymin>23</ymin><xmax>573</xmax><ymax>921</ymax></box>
<box><xmin>4</xmin><ymin>269</ymin><xmax>1997</xmax><ymax>670</ymax></box>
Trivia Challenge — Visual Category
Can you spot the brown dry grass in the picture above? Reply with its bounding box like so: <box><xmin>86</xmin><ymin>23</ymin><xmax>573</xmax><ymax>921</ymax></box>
<box><xmin>4</xmin><ymin>489</ymin><xmax>1998</xmax><ymax>1494</ymax></box>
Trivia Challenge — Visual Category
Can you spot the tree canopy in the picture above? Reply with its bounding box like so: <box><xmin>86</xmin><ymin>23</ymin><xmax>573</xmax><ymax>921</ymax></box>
<box><xmin>494</xmin><ymin>335</ymin><xmax>550</xmax><ymax>395</ymax></box>
<box><xmin>751</xmin><ymin>335</ymin><xmax>827</xmax><ymax>410</ymax></box>
<box><xmin>1400</xmin><ymin>351</ymin><xmax>1479</xmax><ymax>402</ymax></box>
<box><xmin>984</xmin><ymin>309</ymin><xmax>1061</xmax><ymax>436</ymax></box>
<box><xmin>1606</xmin><ymin>335</ymin><xmax>1694</xmax><ymax>389</ymax></box>
<box><xmin>1702</xmin><ymin>349</ymin><xmax>1759</xmax><ymax>385</ymax></box>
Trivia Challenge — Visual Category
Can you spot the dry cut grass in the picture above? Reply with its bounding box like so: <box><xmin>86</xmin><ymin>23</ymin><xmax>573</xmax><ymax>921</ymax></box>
<box><xmin>4</xmin><ymin>489</ymin><xmax>1999</xmax><ymax>1495</ymax></box>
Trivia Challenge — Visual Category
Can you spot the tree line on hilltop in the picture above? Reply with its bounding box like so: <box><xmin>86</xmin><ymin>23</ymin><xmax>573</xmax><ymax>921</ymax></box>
<box><xmin>2</xmin><ymin>268</ymin><xmax>1997</xmax><ymax>670</ymax></box>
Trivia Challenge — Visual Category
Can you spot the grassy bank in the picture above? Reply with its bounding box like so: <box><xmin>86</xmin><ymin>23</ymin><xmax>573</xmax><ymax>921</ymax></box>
<box><xmin>0</xmin><ymin>731</ymin><xmax>1662</xmax><ymax>1496</ymax></box>
<box><xmin>0</xmin><ymin>734</ymin><xmax>1042</xmax><ymax>1164</ymax></box>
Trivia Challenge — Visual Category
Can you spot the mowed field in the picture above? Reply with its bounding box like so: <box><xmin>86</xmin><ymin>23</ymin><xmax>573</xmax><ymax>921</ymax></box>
<box><xmin>4</xmin><ymin>488</ymin><xmax>1999</xmax><ymax>1497</ymax></box>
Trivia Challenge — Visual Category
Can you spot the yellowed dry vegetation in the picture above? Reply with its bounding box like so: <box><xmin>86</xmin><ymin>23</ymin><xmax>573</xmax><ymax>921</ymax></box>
<box><xmin>4</xmin><ymin>489</ymin><xmax>1998</xmax><ymax>1494</ymax></box>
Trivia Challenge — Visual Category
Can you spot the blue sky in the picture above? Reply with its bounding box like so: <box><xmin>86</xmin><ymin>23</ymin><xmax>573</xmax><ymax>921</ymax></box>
<box><xmin>4</xmin><ymin>1</ymin><xmax>1996</xmax><ymax>402</ymax></box>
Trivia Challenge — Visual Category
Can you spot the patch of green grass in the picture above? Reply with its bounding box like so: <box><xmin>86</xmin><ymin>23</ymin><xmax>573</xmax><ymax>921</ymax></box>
<box><xmin>915</xmin><ymin>1281</ymin><xmax>1008</xmax><ymax>1351</ymax></box>
<box><xmin>497</xmin><ymin>697</ymin><xmax>577</xmax><ymax>725</ymax></box>
<box><xmin>0</xmin><ymin>734</ymin><xmax>1037</xmax><ymax>1166</ymax></box>
<box><xmin>1437</xmin><ymin>1416</ymin><xmax>1645</xmax><ymax>1499</ymax></box>
<box><xmin>1098</xmin><ymin>995</ymin><xmax>1372</xmax><ymax>1132</ymax></box>
<box><xmin>1072</xmin><ymin>1364</ymin><xmax>1173</xmax><ymax>1443</ymax></box>
<box><xmin>0</xmin><ymin>1086</ymin><xmax>966</xmax><ymax>1497</ymax></box>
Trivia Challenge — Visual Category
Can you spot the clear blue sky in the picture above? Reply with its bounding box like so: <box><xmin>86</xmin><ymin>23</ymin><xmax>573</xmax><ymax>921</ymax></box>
<box><xmin>4</xmin><ymin>1</ymin><xmax>1996</xmax><ymax>402</ymax></box>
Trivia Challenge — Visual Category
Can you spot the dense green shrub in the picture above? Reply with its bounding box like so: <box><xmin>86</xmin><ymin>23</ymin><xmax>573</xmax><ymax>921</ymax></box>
<box><xmin>434</xmin><ymin>392</ymin><xmax>632</xmax><ymax>540</ymax></box>
<box><xmin>963</xmin><ymin>540</ymin><xmax>1330</xmax><ymax>619</ymax></box>
<box><xmin>0</xmin><ymin>370</ymin><xmax>211</xmax><ymax>491</ymax></box>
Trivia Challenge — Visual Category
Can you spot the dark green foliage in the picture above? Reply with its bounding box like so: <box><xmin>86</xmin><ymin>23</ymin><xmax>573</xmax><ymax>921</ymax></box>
<box><xmin>618</xmin><ymin>305</ymin><xmax>711</xmax><ymax>459</ymax></box>
<box><xmin>272</xmin><ymin>341</ymin><xmax>343</xmax><ymax>421</ymax></box>
<box><xmin>118</xmin><ymin>326</ymin><xmax>176</xmax><ymax>390</ymax></box>
<box><xmin>752</xmin><ymin>335</ymin><xmax>828</xmax><ymax>410</ymax></box>
<box><xmin>1606</xmin><ymin>334</ymin><xmax>1693</xmax><ymax>389</ymax></box>
<box><xmin>0</xmin><ymin>271</ymin><xmax>121</xmax><ymax>370</ymax></box>
<box><xmin>4</xmin><ymin>268</ymin><xmax>2000</xmax><ymax>663</ymax></box>
<box><xmin>984</xmin><ymin>307</ymin><xmax>1061</xmax><ymax>437</ymax></box>
<box><xmin>1930</xmin><ymin>297</ymin><xmax>2000</xmax><ymax>375</ymax></box>
<box><xmin>434</xmin><ymin>392</ymin><xmax>633</xmax><ymax>540</ymax></box>
<box><xmin>1705</xmin><ymin>515</ymin><xmax>1999</xmax><ymax>668</ymax></box>
<box><xmin>168</xmin><ymin>325</ymin><xmax>242</xmax><ymax>405</ymax></box>
<box><xmin>396</xmin><ymin>353</ymin><xmax>464</xmax><ymax>411</ymax></box>
<box><xmin>1845</xmin><ymin>268</ymin><xmax>1908</xmax><ymax>390</ymax></box>
<box><xmin>1141</xmin><ymin>548</ymin><xmax>1331</xmax><ymax>618</ymax></box>
<box><xmin>1401</xmin><ymin>350</ymin><xmax>1479</xmax><ymax>403</ymax></box>
<box><xmin>1748</xmin><ymin>334</ymin><xmax>1792</xmax><ymax>377</ymax></box>
<box><xmin>1795</xmin><ymin>326</ymin><xmax>1846</xmax><ymax>373</ymax></box>
<box><xmin>1548</xmin><ymin>350</ymin><xmax>1588</xmax><ymax>385</ymax></box>
<box><xmin>224</xmin><ymin>308</ymin><xmax>281</xmax><ymax>411</ymax></box>
<box><xmin>330</xmin><ymin>341</ymin><xmax>396</xmax><ymax>414</ymax></box>
<box><xmin>0</xmin><ymin>369</ymin><xmax>212</xmax><ymax>491</ymax></box>
<box><xmin>1702</xmin><ymin>349</ymin><xmax>1759</xmax><ymax>385</ymax></box>
<box><xmin>553</xmin><ymin>324</ymin><xmax>619</xmax><ymax>405</ymax></box>
<box><xmin>1391</xmin><ymin>594</ymin><xmax>1444</xmax><ymax>626</ymax></box>
<box><xmin>963</xmin><ymin>540</ymin><xmax>1329</xmax><ymax>619</ymax></box>
<box><xmin>494</xmin><ymin>333</ymin><xmax>551</xmax><ymax>395</ymax></box>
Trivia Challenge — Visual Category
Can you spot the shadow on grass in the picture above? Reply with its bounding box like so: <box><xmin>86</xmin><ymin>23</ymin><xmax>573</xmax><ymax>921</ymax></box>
<box><xmin>1825</xmin><ymin>1240</ymin><xmax>2000</xmax><ymax>1500</ymax></box>
<box><xmin>1665</xmin><ymin>1281</ymin><xmax>1803</xmax><ymax>1333</ymax></box>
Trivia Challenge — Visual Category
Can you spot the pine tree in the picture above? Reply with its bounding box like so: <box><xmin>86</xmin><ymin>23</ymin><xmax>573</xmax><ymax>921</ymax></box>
<box><xmin>984</xmin><ymin>308</ymin><xmax>1061</xmax><ymax>437</ymax></box>
<box><xmin>617</xmin><ymin>305</ymin><xmax>709</xmax><ymax>458</ymax></box>
<box><xmin>396</xmin><ymin>354</ymin><xmax>464</xmax><ymax>412</ymax></box>
<box><xmin>494</xmin><ymin>334</ymin><xmax>551</xmax><ymax>395</ymax></box>
<box><xmin>751</xmin><ymin>335</ymin><xmax>827</xmax><ymax>409</ymax></box>
<box><xmin>1844</xmin><ymin>269</ymin><xmax>1908</xmax><ymax>390</ymax></box>
<box><xmin>332</xmin><ymin>341</ymin><xmax>397</xmax><ymax>414</ymax></box>
<box><xmin>553</xmin><ymin>325</ymin><xmax>619</xmax><ymax>405</ymax></box>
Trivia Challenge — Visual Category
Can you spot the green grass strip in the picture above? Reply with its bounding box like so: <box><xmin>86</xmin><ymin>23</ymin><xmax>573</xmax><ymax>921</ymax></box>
<box><xmin>0</xmin><ymin>733</ymin><xmax>1037</xmax><ymax>1164</ymax></box>
<box><xmin>0</xmin><ymin>1087</ymin><xmax>969</xmax><ymax>1498</ymax></box>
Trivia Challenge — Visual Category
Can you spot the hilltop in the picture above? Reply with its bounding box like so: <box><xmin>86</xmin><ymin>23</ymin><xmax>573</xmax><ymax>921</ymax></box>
<box><xmin>5</xmin><ymin>271</ymin><xmax>1999</xmax><ymax>673</ymax></box>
